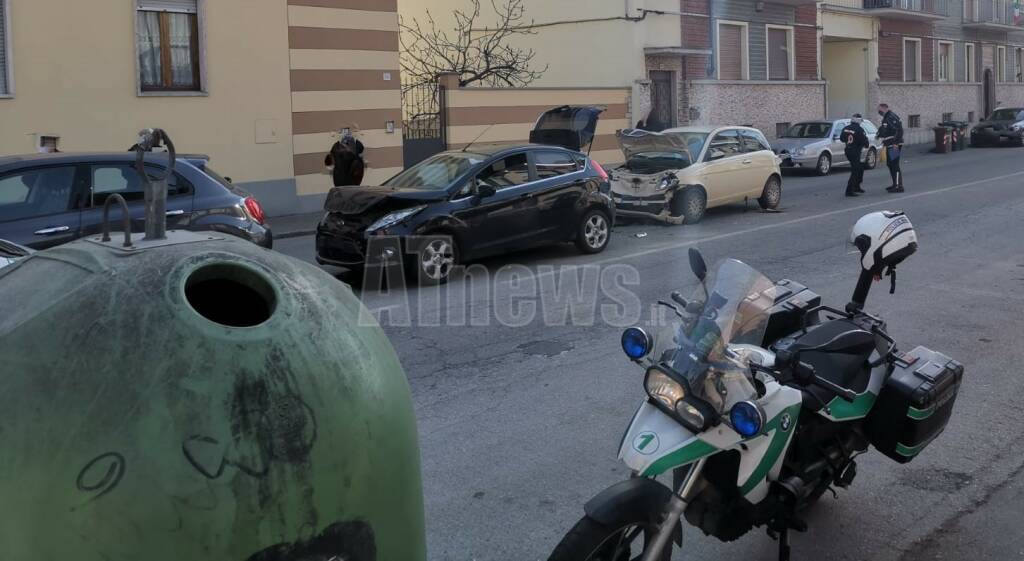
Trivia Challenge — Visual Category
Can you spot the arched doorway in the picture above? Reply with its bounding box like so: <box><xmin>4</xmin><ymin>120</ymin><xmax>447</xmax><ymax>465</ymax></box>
<box><xmin>983</xmin><ymin>68</ymin><xmax>995</xmax><ymax>118</ymax></box>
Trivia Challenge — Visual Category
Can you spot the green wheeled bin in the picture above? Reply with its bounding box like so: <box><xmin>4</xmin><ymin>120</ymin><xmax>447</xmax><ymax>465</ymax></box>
<box><xmin>0</xmin><ymin>230</ymin><xmax>426</xmax><ymax>561</ymax></box>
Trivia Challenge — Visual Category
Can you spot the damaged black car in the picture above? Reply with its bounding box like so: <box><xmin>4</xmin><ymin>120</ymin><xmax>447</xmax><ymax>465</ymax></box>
<box><xmin>316</xmin><ymin>107</ymin><xmax>615</xmax><ymax>284</ymax></box>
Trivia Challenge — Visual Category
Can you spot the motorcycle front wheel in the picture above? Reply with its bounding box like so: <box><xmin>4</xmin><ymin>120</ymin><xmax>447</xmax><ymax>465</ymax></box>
<box><xmin>547</xmin><ymin>515</ymin><xmax>673</xmax><ymax>561</ymax></box>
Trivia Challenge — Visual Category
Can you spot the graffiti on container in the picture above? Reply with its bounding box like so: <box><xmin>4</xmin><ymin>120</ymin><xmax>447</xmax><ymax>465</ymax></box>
<box><xmin>73</xmin><ymin>451</ymin><xmax>126</xmax><ymax>509</ymax></box>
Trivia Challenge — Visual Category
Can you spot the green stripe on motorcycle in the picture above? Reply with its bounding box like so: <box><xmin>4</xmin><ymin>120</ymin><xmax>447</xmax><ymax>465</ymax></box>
<box><xmin>826</xmin><ymin>392</ymin><xmax>876</xmax><ymax>420</ymax></box>
<box><xmin>895</xmin><ymin>441</ymin><xmax>926</xmax><ymax>457</ymax></box>
<box><xmin>739</xmin><ymin>404</ymin><xmax>803</xmax><ymax>496</ymax></box>
<box><xmin>640</xmin><ymin>439</ymin><xmax>718</xmax><ymax>477</ymax></box>
<box><xmin>907</xmin><ymin>405</ymin><xmax>934</xmax><ymax>420</ymax></box>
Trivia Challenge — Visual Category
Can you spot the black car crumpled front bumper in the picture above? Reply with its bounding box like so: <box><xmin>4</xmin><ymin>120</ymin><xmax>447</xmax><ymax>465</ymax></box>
<box><xmin>316</xmin><ymin>213</ymin><xmax>405</xmax><ymax>268</ymax></box>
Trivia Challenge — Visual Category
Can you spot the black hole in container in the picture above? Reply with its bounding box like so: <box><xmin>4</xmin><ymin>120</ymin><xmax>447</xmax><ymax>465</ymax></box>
<box><xmin>185</xmin><ymin>263</ymin><xmax>276</xmax><ymax>327</ymax></box>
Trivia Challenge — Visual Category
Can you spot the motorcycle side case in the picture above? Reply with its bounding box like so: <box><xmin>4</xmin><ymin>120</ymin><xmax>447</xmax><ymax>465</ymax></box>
<box><xmin>753</xmin><ymin>279</ymin><xmax>822</xmax><ymax>346</ymax></box>
<box><xmin>865</xmin><ymin>346</ymin><xmax>964</xmax><ymax>463</ymax></box>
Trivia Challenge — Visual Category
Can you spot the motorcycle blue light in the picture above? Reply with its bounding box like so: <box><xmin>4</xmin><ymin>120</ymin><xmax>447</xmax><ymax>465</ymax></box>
<box><xmin>621</xmin><ymin>327</ymin><xmax>652</xmax><ymax>360</ymax></box>
<box><xmin>730</xmin><ymin>401</ymin><xmax>765</xmax><ymax>438</ymax></box>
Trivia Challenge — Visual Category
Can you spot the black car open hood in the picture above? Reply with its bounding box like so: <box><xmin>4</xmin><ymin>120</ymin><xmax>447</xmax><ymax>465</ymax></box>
<box><xmin>324</xmin><ymin>185</ymin><xmax>449</xmax><ymax>215</ymax></box>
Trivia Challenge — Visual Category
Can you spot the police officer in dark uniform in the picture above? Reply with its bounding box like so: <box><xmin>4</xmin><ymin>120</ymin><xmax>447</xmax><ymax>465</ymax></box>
<box><xmin>876</xmin><ymin>103</ymin><xmax>905</xmax><ymax>193</ymax></box>
<box><xmin>841</xmin><ymin>114</ymin><xmax>870</xmax><ymax>197</ymax></box>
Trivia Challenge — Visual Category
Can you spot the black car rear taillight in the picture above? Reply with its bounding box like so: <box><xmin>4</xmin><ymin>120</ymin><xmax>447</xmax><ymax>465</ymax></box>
<box><xmin>244</xmin><ymin>197</ymin><xmax>266</xmax><ymax>225</ymax></box>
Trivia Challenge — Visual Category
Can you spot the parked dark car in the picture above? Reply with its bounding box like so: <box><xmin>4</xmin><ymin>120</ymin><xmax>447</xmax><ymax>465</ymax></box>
<box><xmin>0</xmin><ymin>152</ymin><xmax>272</xmax><ymax>250</ymax></box>
<box><xmin>970</xmin><ymin>107</ymin><xmax>1024</xmax><ymax>146</ymax></box>
<box><xmin>316</xmin><ymin>106</ymin><xmax>615</xmax><ymax>284</ymax></box>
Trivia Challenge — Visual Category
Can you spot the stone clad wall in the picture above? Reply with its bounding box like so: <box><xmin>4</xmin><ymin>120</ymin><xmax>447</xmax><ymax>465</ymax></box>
<box><xmin>688</xmin><ymin>81</ymin><xmax>826</xmax><ymax>139</ymax></box>
<box><xmin>874</xmin><ymin>82</ymin><xmax>983</xmax><ymax>144</ymax></box>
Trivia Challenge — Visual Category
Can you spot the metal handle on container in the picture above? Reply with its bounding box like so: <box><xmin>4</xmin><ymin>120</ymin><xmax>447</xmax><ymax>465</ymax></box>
<box><xmin>134</xmin><ymin>128</ymin><xmax>176</xmax><ymax>241</ymax></box>
<box><xmin>101</xmin><ymin>193</ymin><xmax>133</xmax><ymax>248</ymax></box>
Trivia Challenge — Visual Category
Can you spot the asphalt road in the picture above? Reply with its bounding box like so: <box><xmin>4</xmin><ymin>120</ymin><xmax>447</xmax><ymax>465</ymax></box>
<box><xmin>275</xmin><ymin>145</ymin><xmax>1024</xmax><ymax>561</ymax></box>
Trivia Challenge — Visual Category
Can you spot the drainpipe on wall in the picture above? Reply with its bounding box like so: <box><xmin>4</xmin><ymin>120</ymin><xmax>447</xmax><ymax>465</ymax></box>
<box><xmin>706</xmin><ymin>11</ymin><xmax>716</xmax><ymax>78</ymax></box>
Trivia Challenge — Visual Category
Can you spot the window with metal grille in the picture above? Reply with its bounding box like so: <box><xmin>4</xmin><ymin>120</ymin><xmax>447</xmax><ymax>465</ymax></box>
<box><xmin>767</xmin><ymin>27</ymin><xmax>793</xmax><ymax>81</ymax></box>
<box><xmin>942</xmin><ymin>112</ymin><xmax>953</xmax><ymax>122</ymax></box>
<box><xmin>968</xmin><ymin>111</ymin><xmax>975</xmax><ymax>122</ymax></box>
<box><xmin>136</xmin><ymin>0</ymin><xmax>202</xmax><ymax>92</ymax></box>
<box><xmin>909</xmin><ymin>115</ymin><xmax>921</xmax><ymax>128</ymax></box>
<box><xmin>776</xmin><ymin>122</ymin><xmax>791</xmax><ymax>138</ymax></box>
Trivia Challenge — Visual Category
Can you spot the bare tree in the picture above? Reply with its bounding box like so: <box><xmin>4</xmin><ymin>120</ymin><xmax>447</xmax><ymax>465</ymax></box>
<box><xmin>399</xmin><ymin>0</ymin><xmax>548</xmax><ymax>90</ymax></box>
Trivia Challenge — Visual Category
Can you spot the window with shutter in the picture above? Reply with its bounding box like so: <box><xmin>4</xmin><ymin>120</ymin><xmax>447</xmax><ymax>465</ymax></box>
<box><xmin>0</xmin><ymin>0</ymin><xmax>9</xmax><ymax>96</ymax></box>
<box><xmin>904</xmin><ymin>40</ymin><xmax>920</xmax><ymax>82</ymax></box>
<box><xmin>718</xmin><ymin>24</ymin><xmax>746</xmax><ymax>81</ymax></box>
<box><xmin>136</xmin><ymin>0</ymin><xmax>202</xmax><ymax>93</ymax></box>
<box><xmin>767</xmin><ymin>27</ymin><xmax>792</xmax><ymax>81</ymax></box>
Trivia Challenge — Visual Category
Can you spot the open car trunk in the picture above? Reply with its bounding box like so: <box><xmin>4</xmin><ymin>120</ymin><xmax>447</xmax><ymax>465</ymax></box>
<box><xmin>529</xmin><ymin>105</ymin><xmax>604</xmax><ymax>152</ymax></box>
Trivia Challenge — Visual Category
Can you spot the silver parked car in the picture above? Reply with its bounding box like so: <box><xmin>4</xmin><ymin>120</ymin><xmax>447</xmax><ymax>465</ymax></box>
<box><xmin>772</xmin><ymin>120</ymin><xmax>883</xmax><ymax>176</ymax></box>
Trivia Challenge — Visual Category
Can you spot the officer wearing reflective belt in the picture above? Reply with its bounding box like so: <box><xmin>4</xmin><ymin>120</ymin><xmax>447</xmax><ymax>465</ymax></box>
<box><xmin>876</xmin><ymin>103</ymin><xmax>905</xmax><ymax>193</ymax></box>
<box><xmin>841</xmin><ymin>114</ymin><xmax>870</xmax><ymax>197</ymax></box>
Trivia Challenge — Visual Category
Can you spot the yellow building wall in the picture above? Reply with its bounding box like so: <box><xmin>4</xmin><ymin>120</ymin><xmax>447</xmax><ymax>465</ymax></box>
<box><xmin>0</xmin><ymin>0</ymin><xmax>296</xmax><ymax>186</ymax></box>
<box><xmin>398</xmin><ymin>0</ymin><xmax>681</xmax><ymax>89</ymax></box>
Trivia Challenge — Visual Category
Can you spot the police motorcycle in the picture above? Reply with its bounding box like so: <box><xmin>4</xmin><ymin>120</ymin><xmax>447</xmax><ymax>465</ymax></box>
<box><xmin>548</xmin><ymin>212</ymin><xmax>964</xmax><ymax>561</ymax></box>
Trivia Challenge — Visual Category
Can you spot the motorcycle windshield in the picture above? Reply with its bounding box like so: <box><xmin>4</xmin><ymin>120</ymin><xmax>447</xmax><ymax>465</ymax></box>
<box><xmin>652</xmin><ymin>259</ymin><xmax>776</xmax><ymax>413</ymax></box>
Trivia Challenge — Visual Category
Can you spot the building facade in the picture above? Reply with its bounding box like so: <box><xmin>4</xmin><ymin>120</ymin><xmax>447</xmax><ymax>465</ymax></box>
<box><xmin>401</xmin><ymin>0</ymin><xmax>1024</xmax><ymax>144</ymax></box>
<box><xmin>0</xmin><ymin>0</ymin><xmax>403</xmax><ymax>216</ymax></box>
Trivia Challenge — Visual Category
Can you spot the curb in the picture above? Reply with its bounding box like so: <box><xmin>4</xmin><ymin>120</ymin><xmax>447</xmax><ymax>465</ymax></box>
<box><xmin>275</xmin><ymin>229</ymin><xmax>317</xmax><ymax>240</ymax></box>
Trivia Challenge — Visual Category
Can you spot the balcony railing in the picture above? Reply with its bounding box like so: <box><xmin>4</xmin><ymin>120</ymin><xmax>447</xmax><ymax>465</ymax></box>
<box><xmin>864</xmin><ymin>0</ymin><xmax>948</xmax><ymax>16</ymax></box>
<box><xmin>963</xmin><ymin>0</ymin><xmax>1024</xmax><ymax>28</ymax></box>
<box><xmin>822</xmin><ymin>0</ymin><xmax>950</xmax><ymax>16</ymax></box>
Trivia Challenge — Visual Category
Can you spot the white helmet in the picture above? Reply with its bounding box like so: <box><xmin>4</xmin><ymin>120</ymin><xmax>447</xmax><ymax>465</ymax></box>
<box><xmin>850</xmin><ymin>211</ymin><xmax>918</xmax><ymax>274</ymax></box>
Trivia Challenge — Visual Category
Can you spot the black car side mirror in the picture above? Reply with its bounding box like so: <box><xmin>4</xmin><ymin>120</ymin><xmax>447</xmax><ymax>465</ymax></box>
<box><xmin>475</xmin><ymin>182</ymin><xmax>497</xmax><ymax>198</ymax></box>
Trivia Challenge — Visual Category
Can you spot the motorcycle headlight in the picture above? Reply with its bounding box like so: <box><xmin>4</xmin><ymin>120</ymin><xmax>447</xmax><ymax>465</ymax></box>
<box><xmin>644</xmin><ymin>367</ymin><xmax>712</xmax><ymax>432</ymax></box>
<box><xmin>645</xmin><ymin>368</ymin><xmax>685</xmax><ymax>411</ymax></box>
<box><xmin>367</xmin><ymin>206</ymin><xmax>426</xmax><ymax>232</ymax></box>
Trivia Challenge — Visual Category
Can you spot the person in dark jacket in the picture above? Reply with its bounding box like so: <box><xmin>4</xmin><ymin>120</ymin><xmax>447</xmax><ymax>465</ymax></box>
<box><xmin>841</xmin><ymin>114</ymin><xmax>870</xmax><ymax>197</ymax></box>
<box><xmin>876</xmin><ymin>103</ymin><xmax>905</xmax><ymax>193</ymax></box>
<box><xmin>325</xmin><ymin>132</ymin><xmax>366</xmax><ymax>187</ymax></box>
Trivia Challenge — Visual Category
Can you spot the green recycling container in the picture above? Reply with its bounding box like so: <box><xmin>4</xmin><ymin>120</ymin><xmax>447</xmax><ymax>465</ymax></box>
<box><xmin>0</xmin><ymin>231</ymin><xmax>425</xmax><ymax>561</ymax></box>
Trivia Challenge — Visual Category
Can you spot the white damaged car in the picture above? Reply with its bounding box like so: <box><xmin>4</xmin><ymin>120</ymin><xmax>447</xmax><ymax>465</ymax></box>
<box><xmin>609</xmin><ymin>126</ymin><xmax>782</xmax><ymax>224</ymax></box>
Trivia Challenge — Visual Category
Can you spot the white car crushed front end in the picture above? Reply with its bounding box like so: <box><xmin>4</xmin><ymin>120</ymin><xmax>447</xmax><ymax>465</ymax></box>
<box><xmin>610</xmin><ymin>129</ymin><xmax>698</xmax><ymax>224</ymax></box>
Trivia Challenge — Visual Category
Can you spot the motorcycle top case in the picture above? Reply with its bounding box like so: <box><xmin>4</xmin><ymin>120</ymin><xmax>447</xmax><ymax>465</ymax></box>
<box><xmin>758</xmin><ymin>279</ymin><xmax>822</xmax><ymax>346</ymax></box>
<box><xmin>865</xmin><ymin>346</ymin><xmax>964</xmax><ymax>464</ymax></box>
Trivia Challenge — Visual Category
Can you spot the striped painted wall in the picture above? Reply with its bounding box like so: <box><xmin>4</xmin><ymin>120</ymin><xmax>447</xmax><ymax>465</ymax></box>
<box><xmin>444</xmin><ymin>87</ymin><xmax>632</xmax><ymax>165</ymax></box>
<box><xmin>287</xmin><ymin>0</ymin><xmax>403</xmax><ymax>197</ymax></box>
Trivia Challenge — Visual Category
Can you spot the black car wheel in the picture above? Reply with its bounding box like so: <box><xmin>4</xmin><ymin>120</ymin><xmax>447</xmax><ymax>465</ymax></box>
<box><xmin>576</xmin><ymin>209</ymin><xmax>611</xmax><ymax>254</ymax></box>
<box><xmin>671</xmin><ymin>187</ymin><xmax>706</xmax><ymax>225</ymax></box>
<box><xmin>407</xmin><ymin>235</ymin><xmax>457</xmax><ymax>285</ymax></box>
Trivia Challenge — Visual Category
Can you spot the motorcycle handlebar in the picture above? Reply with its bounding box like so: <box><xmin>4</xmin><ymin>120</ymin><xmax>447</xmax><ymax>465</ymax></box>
<box><xmin>768</xmin><ymin>352</ymin><xmax>858</xmax><ymax>403</ymax></box>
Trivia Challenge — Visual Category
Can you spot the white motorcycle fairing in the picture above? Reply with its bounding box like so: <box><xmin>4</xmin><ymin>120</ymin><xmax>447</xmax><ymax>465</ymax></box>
<box><xmin>619</xmin><ymin>377</ymin><xmax>804</xmax><ymax>504</ymax></box>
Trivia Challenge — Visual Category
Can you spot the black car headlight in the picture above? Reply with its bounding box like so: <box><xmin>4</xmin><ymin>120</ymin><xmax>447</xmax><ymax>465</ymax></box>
<box><xmin>643</xmin><ymin>366</ymin><xmax>715</xmax><ymax>432</ymax></box>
